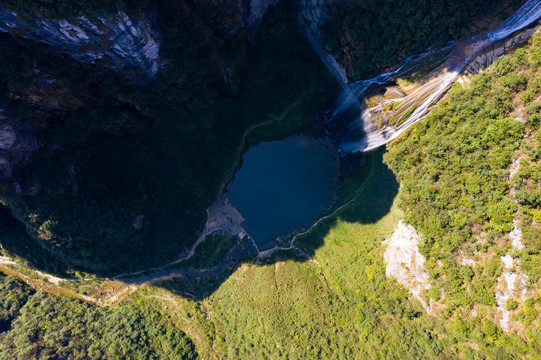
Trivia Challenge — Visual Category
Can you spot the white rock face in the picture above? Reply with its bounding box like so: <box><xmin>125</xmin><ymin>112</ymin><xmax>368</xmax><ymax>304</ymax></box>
<box><xmin>495</xmin><ymin>267</ymin><xmax>517</xmax><ymax>331</ymax></box>
<box><xmin>495</xmin><ymin>255</ymin><xmax>529</xmax><ymax>331</ymax></box>
<box><xmin>384</xmin><ymin>221</ymin><xmax>431</xmax><ymax>310</ymax></box>
<box><xmin>501</xmin><ymin>254</ymin><xmax>514</xmax><ymax>270</ymax></box>
<box><xmin>248</xmin><ymin>0</ymin><xmax>280</xmax><ymax>35</ymax></box>
<box><xmin>508</xmin><ymin>158</ymin><xmax>525</xmax><ymax>250</ymax></box>
<box><xmin>493</xmin><ymin>155</ymin><xmax>530</xmax><ymax>331</ymax></box>
<box><xmin>0</xmin><ymin>9</ymin><xmax>162</xmax><ymax>78</ymax></box>
<box><xmin>0</xmin><ymin>124</ymin><xmax>16</xmax><ymax>150</ymax></box>
<box><xmin>460</xmin><ymin>251</ymin><xmax>476</xmax><ymax>266</ymax></box>
<box><xmin>509</xmin><ymin>157</ymin><xmax>520</xmax><ymax>179</ymax></box>
<box><xmin>509</xmin><ymin>219</ymin><xmax>524</xmax><ymax>250</ymax></box>
<box><xmin>0</xmin><ymin>111</ymin><xmax>39</xmax><ymax>178</ymax></box>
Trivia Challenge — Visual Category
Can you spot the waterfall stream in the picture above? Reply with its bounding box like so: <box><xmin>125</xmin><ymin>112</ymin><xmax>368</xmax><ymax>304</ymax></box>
<box><xmin>300</xmin><ymin>0</ymin><xmax>541</xmax><ymax>152</ymax></box>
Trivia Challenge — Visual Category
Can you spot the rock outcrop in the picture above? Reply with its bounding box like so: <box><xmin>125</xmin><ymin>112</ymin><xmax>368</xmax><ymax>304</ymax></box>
<box><xmin>0</xmin><ymin>7</ymin><xmax>162</xmax><ymax>79</ymax></box>
<box><xmin>384</xmin><ymin>221</ymin><xmax>431</xmax><ymax>311</ymax></box>
<box><xmin>0</xmin><ymin>117</ymin><xmax>38</xmax><ymax>179</ymax></box>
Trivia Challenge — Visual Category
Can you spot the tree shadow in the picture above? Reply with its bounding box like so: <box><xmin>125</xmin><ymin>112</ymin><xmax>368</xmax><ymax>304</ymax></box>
<box><xmin>0</xmin><ymin>205</ymin><xmax>71</xmax><ymax>276</ymax></box>
<box><xmin>0</xmin><ymin>147</ymin><xmax>396</xmax><ymax>299</ymax></box>
<box><xmin>296</xmin><ymin>149</ymin><xmax>399</xmax><ymax>255</ymax></box>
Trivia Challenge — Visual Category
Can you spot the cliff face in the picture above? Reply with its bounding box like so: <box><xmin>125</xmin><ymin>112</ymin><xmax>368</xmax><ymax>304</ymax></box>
<box><xmin>0</xmin><ymin>0</ymin><xmax>329</xmax><ymax>275</ymax></box>
<box><xmin>0</xmin><ymin>0</ymin><xmax>280</xmax><ymax>80</ymax></box>
<box><xmin>247</xmin><ymin>0</ymin><xmax>281</xmax><ymax>35</ymax></box>
<box><xmin>0</xmin><ymin>0</ymin><xmax>283</xmax><ymax>177</ymax></box>
<box><xmin>0</xmin><ymin>7</ymin><xmax>162</xmax><ymax>79</ymax></box>
<box><xmin>0</xmin><ymin>118</ymin><xmax>38</xmax><ymax>179</ymax></box>
<box><xmin>0</xmin><ymin>0</ymin><xmax>287</xmax><ymax>178</ymax></box>
<box><xmin>318</xmin><ymin>0</ymin><xmax>508</xmax><ymax>80</ymax></box>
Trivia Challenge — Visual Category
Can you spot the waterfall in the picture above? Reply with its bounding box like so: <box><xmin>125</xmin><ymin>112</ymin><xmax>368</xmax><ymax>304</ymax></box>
<box><xmin>371</xmin><ymin>0</ymin><xmax>541</xmax><ymax>152</ymax></box>
<box><xmin>487</xmin><ymin>0</ymin><xmax>541</xmax><ymax>42</ymax></box>
<box><xmin>298</xmin><ymin>0</ymin><xmax>388</xmax><ymax>149</ymax></box>
<box><xmin>298</xmin><ymin>0</ymin><xmax>349</xmax><ymax>87</ymax></box>
<box><xmin>303</xmin><ymin>0</ymin><xmax>541</xmax><ymax>153</ymax></box>
<box><xmin>247</xmin><ymin>0</ymin><xmax>280</xmax><ymax>37</ymax></box>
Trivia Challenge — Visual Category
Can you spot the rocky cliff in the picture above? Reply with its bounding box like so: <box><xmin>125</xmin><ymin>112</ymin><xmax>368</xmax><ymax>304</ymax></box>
<box><xmin>0</xmin><ymin>1</ymin><xmax>280</xmax><ymax>81</ymax></box>
<box><xmin>0</xmin><ymin>6</ymin><xmax>162</xmax><ymax>79</ymax></box>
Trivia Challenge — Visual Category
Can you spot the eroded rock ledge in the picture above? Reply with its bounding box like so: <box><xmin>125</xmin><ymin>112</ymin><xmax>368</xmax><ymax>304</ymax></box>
<box><xmin>384</xmin><ymin>221</ymin><xmax>432</xmax><ymax>312</ymax></box>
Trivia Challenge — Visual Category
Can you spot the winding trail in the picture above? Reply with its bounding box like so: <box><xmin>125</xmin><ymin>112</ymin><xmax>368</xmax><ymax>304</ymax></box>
<box><xmin>111</xmin><ymin>90</ymin><xmax>320</xmax><ymax>279</ymax></box>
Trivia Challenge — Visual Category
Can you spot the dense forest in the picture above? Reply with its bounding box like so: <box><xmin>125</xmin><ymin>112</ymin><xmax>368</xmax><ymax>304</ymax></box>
<box><xmin>322</xmin><ymin>0</ymin><xmax>520</xmax><ymax>79</ymax></box>
<box><xmin>385</xmin><ymin>30</ymin><xmax>541</xmax><ymax>332</ymax></box>
<box><xmin>0</xmin><ymin>2</ymin><xmax>335</xmax><ymax>275</ymax></box>
<box><xmin>0</xmin><ymin>0</ymin><xmax>524</xmax><ymax>277</ymax></box>
<box><xmin>0</xmin><ymin>274</ymin><xmax>197</xmax><ymax>359</ymax></box>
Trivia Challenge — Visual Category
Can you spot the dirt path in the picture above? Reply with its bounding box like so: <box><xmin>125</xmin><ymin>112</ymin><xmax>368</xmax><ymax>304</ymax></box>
<box><xmin>4</xmin><ymin>24</ymin><xmax>537</xmax><ymax>306</ymax></box>
<box><xmin>110</xmin><ymin>90</ymin><xmax>319</xmax><ymax>280</ymax></box>
<box><xmin>0</xmin><ymin>145</ymin><xmax>373</xmax><ymax>301</ymax></box>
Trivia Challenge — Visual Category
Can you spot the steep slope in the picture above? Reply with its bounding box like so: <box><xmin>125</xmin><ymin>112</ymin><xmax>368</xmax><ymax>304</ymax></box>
<box><xmin>320</xmin><ymin>0</ymin><xmax>516</xmax><ymax>80</ymax></box>
<box><xmin>385</xmin><ymin>29</ymin><xmax>541</xmax><ymax>336</ymax></box>
<box><xmin>0</xmin><ymin>1</ymin><xmax>335</xmax><ymax>275</ymax></box>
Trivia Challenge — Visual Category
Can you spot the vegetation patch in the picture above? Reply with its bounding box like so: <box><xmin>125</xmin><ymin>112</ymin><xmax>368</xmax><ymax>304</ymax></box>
<box><xmin>385</xmin><ymin>30</ymin><xmax>541</xmax><ymax>330</ymax></box>
<box><xmin>0</xmin><ymin>2</ymin><xmax>335</xmax><ymax>276</ymax></box>
<box><xmin>0</xmin><ymin>274</ymin><xmax>198</xmax><ymax>359</ymax></box>
<box><xmin>322</xmin><ymin>0</ymin><xmax>505</xmax><ymax>80</ymax></box>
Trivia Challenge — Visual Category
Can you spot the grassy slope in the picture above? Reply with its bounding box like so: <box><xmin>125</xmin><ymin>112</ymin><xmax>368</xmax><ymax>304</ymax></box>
<box><xmin>3</xmin><ymin>5</ymin><xmax>541</xmax><ymax>360</ymax></box>
<box><xmin>150</xmin><ymin>149</ymin><xmax>538</xmax><ymax>359</ymax></box>
<box><xmin>151</xmin><ymin>31</ymin><xmax>541</xmax><ymax>359</ymax></box>
<box><xmin>2</xmin><ymin>146</ymin><xmax>540</xmax><ymax>359</ymax></box>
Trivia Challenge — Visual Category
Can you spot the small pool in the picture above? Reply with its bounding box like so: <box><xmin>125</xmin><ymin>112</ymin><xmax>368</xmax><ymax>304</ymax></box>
<box><xmin>229</xmin><ymin>136</ymin><xmax>339</xmax><ymax>250</ymax></box>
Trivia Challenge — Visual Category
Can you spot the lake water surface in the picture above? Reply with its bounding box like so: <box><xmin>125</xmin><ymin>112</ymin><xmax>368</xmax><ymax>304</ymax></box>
<box><xmin>229</xmin><ymin>136</ymin><xmax>338</xmax><ymax>250</ymax></box>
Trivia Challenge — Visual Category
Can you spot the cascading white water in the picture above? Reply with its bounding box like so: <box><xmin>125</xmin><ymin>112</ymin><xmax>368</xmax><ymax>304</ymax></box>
<box><xmin>369</xmin><ymin>0</ymin><xmax>541</xmax><ymax>151</ymax></box>
<box><xmin>247</xmin><ymin>0</ymin><xmax>280</xmax><ymax>37</ymax></box>
<box><xmin>487</xmin><ymin>0</ymin><xmax>541</xmax><ymax>42</ymax></box>
<box><xmin>298</xmin><ymin>0</ymin><xmax>349</xmax><ymax>87</ymax></box>
<box><xmin>302</xmin><ymin>0</ymin><xmax>541</xmax><ymax>153</ymax></box>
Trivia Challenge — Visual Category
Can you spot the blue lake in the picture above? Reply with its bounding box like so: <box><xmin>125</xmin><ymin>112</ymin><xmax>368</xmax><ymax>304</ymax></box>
<box><xmin>229</xmin><ymin>136</ymin><xmax>339</xmax><ymax>250</ymax></box>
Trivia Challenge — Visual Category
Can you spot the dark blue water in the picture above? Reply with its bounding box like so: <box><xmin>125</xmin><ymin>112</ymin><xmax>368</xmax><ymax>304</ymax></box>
<box><xmin>229</xmin><ymin>136</ymin><xmax>338</xmax><ymax>250</ymax></box>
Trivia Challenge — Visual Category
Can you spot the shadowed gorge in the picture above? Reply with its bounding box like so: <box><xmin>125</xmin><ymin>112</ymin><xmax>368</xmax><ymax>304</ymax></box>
<box><xmin>0</xmin><ymin>2</ymin><xmax>338</xmax><ymax>275</ymax></box>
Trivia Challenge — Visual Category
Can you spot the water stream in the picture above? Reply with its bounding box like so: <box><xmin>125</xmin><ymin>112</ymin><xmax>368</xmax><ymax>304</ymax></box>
<box><xmin>300</xmin><ymin>0</ymin><xmax>541</xmax><ymax>152</ymax></box>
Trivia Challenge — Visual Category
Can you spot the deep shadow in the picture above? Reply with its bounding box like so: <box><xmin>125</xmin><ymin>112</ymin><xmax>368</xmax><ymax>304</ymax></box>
<box><xmin>139</xmin><ymin>149</ymin><xmax>398</xmax><ymax>300</ymax></box>
<box><xmin>0</xmin><ymin>1</ymin><xmax>336</xmax><ymax>278</ymax></box>
<box><xmin>0</xmin><ymin>205</ymin><xmax>72</xmax><ymax>276</ymax></box>
<box><xmin>295</xmin><ymin>149</ymin><xmax>399</xmax><ymax>255</ymax></box>
<box><xmin>0</xmin><ymin>1</ymin><xmax>399</xmax><ymax>300</ymax></box>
